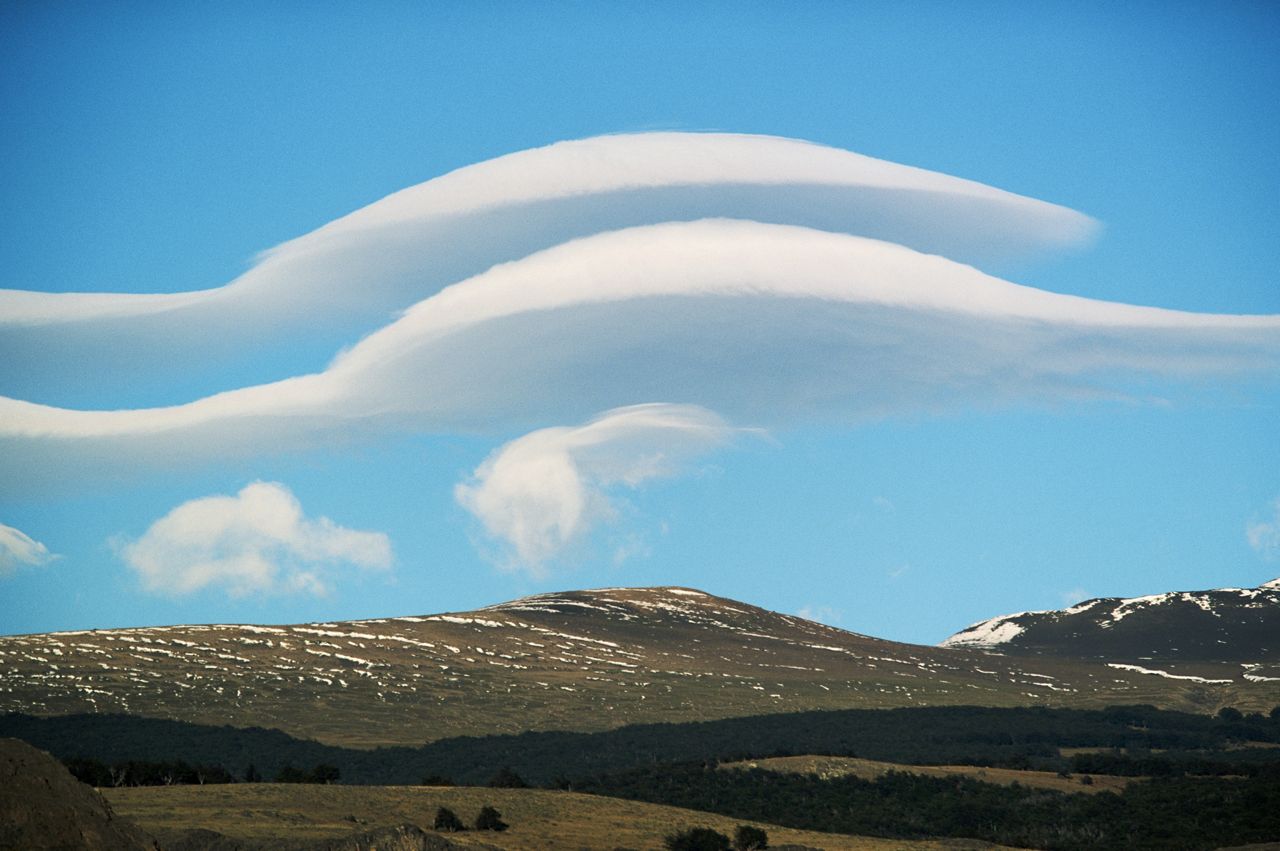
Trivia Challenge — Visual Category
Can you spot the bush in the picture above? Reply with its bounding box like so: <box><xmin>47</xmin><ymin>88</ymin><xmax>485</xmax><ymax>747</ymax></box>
<box><xmin>474</xmin><ymin>805</ymin><xmax>508</xmax><ymax>831</ymax></box>
<box><xmin>274</xmin><ymin>764</ymin><xmax>307</xmax><ymax>783</ymax></box>
<box><xmin>309</xmin><ymin>763</ymin><xmax>340</xmax><ymax>784</ymax></box>
<box><xmin>487</xmin><ymin>766</ymin><xmax>528</xmax><ymax>788</ymax></box>
<box><xmin>733</xmin><ymin>824</ymin><xmax>768</xmax><ymax>850</ymax></box>
<box><xmin>420</xmin><ymin>773</ymin><xmax>453</xmax><ymax>786</ymax></box>
<box><xmin>433</xmin><ymin>806</ymin><xmax>465</xmax><ymax>832</ymax></box>
<box><xmin>665</xmin><ymin>827</ymin><xmax>732</xmax><ymax>850</ymax></box>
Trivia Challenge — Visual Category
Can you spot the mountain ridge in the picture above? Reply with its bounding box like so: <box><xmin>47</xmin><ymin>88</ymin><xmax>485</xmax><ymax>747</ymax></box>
<box><xmin>941</xmin><ymin>577</ymin><xmax>1280</xmax><ymax>667</ymax></box>
<box><xmin>2</xmin><ymin>585</ymin><xmax>1277</xmax><ymax>747</ymax></box>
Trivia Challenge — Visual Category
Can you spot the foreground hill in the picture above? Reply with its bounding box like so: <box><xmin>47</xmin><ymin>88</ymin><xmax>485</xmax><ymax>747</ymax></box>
<box><xmin>2</xmin><ymin>587</ymin><xmax>1277</xmax><ymax>747</ymax></box>
<box><xmin>0</xmin><ymin>738</ymin><xmax>157</xmax><ymax>851</ymax></box>
<box><xmin>942</xmin><ymin>578</ymin><xmax>1280</xmax><ymax>673</ymax></box>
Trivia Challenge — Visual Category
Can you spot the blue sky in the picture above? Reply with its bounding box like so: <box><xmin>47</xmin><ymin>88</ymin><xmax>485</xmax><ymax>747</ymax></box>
<box><xmin>1</xmin><ymin>1</ymin><xmax>1277</xmax><ymax>643</ymax></box>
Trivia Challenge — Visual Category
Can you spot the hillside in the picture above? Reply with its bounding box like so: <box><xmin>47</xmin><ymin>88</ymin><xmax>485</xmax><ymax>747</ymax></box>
<box><xmin>0</xmin><ymin>738</ymin><xmax>157</xmax><ymax>851</ymax></box>
<box><xmin>104</xmin><ymin>783</ymin><xmax>996</xmax><ymax>851</ymax></box>
<box><xmin>942</xmin><ymin>578</ymin><xmax>1280</xmax><ymax>679</ymax></box>
<box><xmin>2</xmin><ymin>586</ymin><xmax>1277</xmax><ymax>747</ymax></box>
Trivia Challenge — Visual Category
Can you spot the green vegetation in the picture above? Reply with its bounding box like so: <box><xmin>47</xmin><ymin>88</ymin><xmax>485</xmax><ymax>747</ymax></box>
<box><xmin>666</xmin><ymin>826</ymin><xmax>732</xmax><ymax>850</ymax></box>
<box><xmin>576</xmin><ymin>762</ymin><xmax>1280</xmax><ymax>850</ymax></box>
<box><xmin>474</xmin><ymin>804</ymin><xmax>508</xmax><ymax>831</ymax></box>
<box><xmin>733</xmin><ymin>824</ymin><xmax>768</xmax><ymax>849</ymax></box>
<box><xmin>13</xmin><ymin>703</ymin><xmax>1280</xmax><ymax>848</ymax></box>
<box><xmin>9</xmin><ymin>703</ymin><xmax>1278</xmax><ymax>786</ymax></box>
<box><xmin>63</xmin><ymin>756</ymin><xmax>235</xmax><ymax>787</ymax></box>
<box><xmin>432</xmin><ymin>805</ymin><xmax>464</xmax><ymax>831</ymax></box>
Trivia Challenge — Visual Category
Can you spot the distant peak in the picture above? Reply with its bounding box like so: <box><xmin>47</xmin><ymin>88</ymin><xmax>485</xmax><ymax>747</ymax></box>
<box><xmin>1262</xmin><ymin>577</ymin><xmax>1280</xmax><ymax>590</ymax></box>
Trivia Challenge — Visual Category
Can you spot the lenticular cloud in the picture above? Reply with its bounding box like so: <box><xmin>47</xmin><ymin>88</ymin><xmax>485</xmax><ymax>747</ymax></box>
<box><xmin>0</xmin><ymin>134</ymin><xmax>1276</xmax><ymax>494</ymax></box>
<box><xmin>0</xmin><ymin>133</ymin><xmax>1094</xmax><ymax>407</ymax></box>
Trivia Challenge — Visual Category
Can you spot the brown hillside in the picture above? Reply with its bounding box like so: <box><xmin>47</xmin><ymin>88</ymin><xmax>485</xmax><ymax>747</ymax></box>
<box><xmin>2</xmin><ymin>587</ymin><xmax>1276</xmax><ymax>747</ymax></box>
<box><xmin>0</xmin><ymin>737</ymin><xmax>156</xmax><ymax>851</ymax></box>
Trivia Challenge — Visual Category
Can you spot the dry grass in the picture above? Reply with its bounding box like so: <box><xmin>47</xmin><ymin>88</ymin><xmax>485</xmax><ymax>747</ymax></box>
<box><xmin>104</xmin><ymin>783</ymin><xmax>1018</xmax><ymax>850</ymax></box>
<box><xmin>723</xmin><ymin>755</ymin><xmax>1132</xmax><ymax>795</ymax></box>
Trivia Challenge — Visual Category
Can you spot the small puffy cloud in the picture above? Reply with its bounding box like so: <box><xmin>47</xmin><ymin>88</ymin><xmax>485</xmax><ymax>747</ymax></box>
<box><xmin>455</xmin><ymin>404</ymin><xmax>746</xmax><ymax>574</ymax></box>
<box><xmin>797</xmin><ymin>604</ymin><xmax>841</xmax><ymax>625</ymax></box>
<box><xmin>1247</xmin><ymin>498</ymin><xmax>1280</xmax><ymax>560</ymax></box>
<box><xmin>118</xmin><ymin>482</ymin><xmax>392</xmax><ymax>597</ymax></box>
<box><xmin>0</xmin><ymin>522</ymin><xmax>56</xmax><ymax>577</ymax></box>
<box><xmin>1061</xmin><ymin>587</ymin><xmax>1090</xmax><ymax>606</ymax></box>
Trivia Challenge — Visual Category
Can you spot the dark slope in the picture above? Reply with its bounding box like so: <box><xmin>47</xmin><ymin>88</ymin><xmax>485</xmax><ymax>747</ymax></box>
<box><xmin>942</xmin><ymin>579</ymin><xmax>1280</xmax><ymax>668</ymax></box>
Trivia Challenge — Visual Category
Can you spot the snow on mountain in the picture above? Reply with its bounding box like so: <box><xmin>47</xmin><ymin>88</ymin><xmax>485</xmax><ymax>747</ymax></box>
<box><xmin>941</xmin><ymin>578</ymin><xmax>1280</xmax><ymax>663</ymax></box>
<box><xmin>3</xmin><ymin>585</ymin><xmax>1277</xmax><ymax>748</ymax></box>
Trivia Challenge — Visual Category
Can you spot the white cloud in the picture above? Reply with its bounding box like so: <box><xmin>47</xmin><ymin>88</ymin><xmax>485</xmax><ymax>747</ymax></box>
<box><xmin>117</xmin><ymin>481</ymin><xmax>392</xmax><ymax>597</ymax></box>
<box><xmin>0</xmin><ymin>132</ymin><xmax>1093</xmax><ymax>408</ymax></box>
<box><xmin>0</xmin><ymin>522</ymin><xmax>56</xmax><ymax>577</ymax></box>
<box><xmin>1061</xmin><ymin>587</ymin><xmax>1090</xmax><ymax>606</ymax></box>
<box><xmin>455</xmin><ymin>404</ymin><xmax>744</xmax><ymax>573</ymax></box>
<box><xmin>1247</xmin><ymin>498</ymin><xmax>1280</xmax><ymax>560</ymax></box>
<box><xmin>797</xmin><ymin>604</ymin><xmax>841</xmax><ymax>625</ymax></box>
<box><xmin>4</xmin><ymin>219</ymin><xmax>1275</xmax><ymax>490</ymax></box>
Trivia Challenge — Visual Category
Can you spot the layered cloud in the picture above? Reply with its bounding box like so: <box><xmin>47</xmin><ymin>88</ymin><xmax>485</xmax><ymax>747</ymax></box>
<box><xmin>0</xmin><ymin>523</ymin><xmax>56</xmax><ymax>577</ymax></box>
<box><xmin>455</xmin><ymin>404</ymin><xmax>744</xmax><ymax>571</ymax></box>
<box><xmin>0</xmin><ymin>133</ymin><xmax>1095</xmax><ymax>407</ymax></box>
<box><xmin>3</xmin><ymin>218</ymin><xmax>1277</xmax><ymax>490</ymax></box>
<box><xmin>116</xmin><ymin>481</ymin><xmax>392</xmax><ymax>596</ymax></box>
<box><xmin>3</xmin><ymin>134</ymin><xmax>1277</xmax><ymax>581</ymax></box>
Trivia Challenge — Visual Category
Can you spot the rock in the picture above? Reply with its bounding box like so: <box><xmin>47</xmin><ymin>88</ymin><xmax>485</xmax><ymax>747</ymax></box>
<box><xmin>0</xmin><ymin>737</ymin><xmax>157</xmax><ymax>850</ymax></box>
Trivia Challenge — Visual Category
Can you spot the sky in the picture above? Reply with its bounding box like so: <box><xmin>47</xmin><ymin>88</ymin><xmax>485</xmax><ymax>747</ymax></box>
<box><xmin>1</xmin><ymin>1</ymin><xmax>1277</xmax><ymax>644</ymax></box>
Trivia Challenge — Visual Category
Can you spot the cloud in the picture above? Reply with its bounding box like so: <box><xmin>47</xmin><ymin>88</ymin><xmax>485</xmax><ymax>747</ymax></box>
<box><xmin>1247</xmin><ymin>498</ymin><xmax>1280</xmax><ymax>560</ymax></box>
<box><xmin>797</xmin><ymin>604</ymin><xmax>841</xmax><ymax>625</ymax></box>
<box><xmin>0</xmin><ymin>132</ymin><xmax>1094</xmax><ymax>408</ymax></box>
<box><xmin>0</xmin><ymin>522</ymin><xmax>56</xmax><ymax>577</ymax></box>
<box><xmin>872</xmin><ymin>496</ymin><xmax>895</xmax><ymax>512</ymax></box>
<box><xmin>3</xmin><ymin>219</ymin><xmax>1276</xmax><ymax>490</ymax></box>
<box><xmin>1061</xmin><ymin>587</ymin><xmax>1090</xmax><ymax>606</ymax></box>
<box><xmin>455</xmin><ymin>404</ymin><xmax>743</xmax><ymax>573</ymax></box>
<box><xmin>117</xmin><ymin>481</ymin><xmax>392</xmax><ymax>597</ymax></box>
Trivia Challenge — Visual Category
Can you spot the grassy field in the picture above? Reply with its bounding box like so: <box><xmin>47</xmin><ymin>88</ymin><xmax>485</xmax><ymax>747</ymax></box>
<box><xmin>104</xmin><ymin>783</ymin><xmax>1017</xmax><ymax>850</ymax></box>
<box><xmin>721</xmin><ymin>755</ymin><xmax>1132</xmax><ymax>795</ymax></box>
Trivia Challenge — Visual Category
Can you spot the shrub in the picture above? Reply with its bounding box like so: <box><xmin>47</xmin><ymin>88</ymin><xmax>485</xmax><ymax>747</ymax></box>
<box><xmin>420</xmin><ymin>773</ymin><xmax>453</xmax><ymax>786</ymax></box>
<box><xmin>309</xmin><ymin>763</ymin><xmax>340</xmax><ymax>784</ymax></box>
<box><xmin>433</xmin><ymin>806</ymin><xmax>465</xmax><ymax>832</ymax></box>
<box><xmin>474</xmin><ymin>805</ymin><xmax>508</xmax><ymax>831</ymax></box>
<box><xmin>665</xmin><ymin>827</ymin><xmax>732</xmax><ymax>850</ymax></box>
<box><xmin>733</xmin><ymin>824</ymin><xmax>768</xmax><ymax>850</ymax></box>
<box><xmin>487</xmin><ymin>766</ymin><xmax>528</xmax><ymax>788</ymax></box>
<box><xmin>274</xmin><ymin>764</ymin><xmax>306</xmax><ymax>783</ymax></box>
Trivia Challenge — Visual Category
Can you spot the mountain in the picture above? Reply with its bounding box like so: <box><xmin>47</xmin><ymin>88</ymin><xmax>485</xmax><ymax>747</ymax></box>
<box><xmin>942</xmin><ymin>578</ymin><xmax>1280</xmax><ymax>674</ymax></box>
<box><xmin>2</xmin><ymin>586</ymin><xmax>1277</xmax><ymax>747</ymax></box>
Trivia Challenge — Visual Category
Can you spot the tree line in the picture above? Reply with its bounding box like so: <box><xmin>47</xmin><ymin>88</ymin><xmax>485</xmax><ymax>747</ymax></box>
<box><xmin>573</xmin><ymin>762</ymin><xmax>1280</xmax><ymax>850</ymax></box>
<box><xmin>7</xmin><ymin>703</ymin><xmax>1279</xmax><ymax>787</ymax></box>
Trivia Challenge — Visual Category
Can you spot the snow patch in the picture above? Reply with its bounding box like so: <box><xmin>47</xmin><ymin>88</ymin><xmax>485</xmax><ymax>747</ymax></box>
<box><xmin>1107</xmin><ymin>663</ymin><xmax>1232</xmax><ymax>684</ymax></box>
<box><xmin>940</xmin><ymin>617</ymin><xmax>1025</xmax><ymax>648</ymax></box>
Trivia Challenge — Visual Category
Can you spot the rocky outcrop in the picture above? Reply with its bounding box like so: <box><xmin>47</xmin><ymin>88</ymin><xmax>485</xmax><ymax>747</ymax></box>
<box><xmin>0</xmin><ymin>737</ymin><xmax>157</xmax><ymax>850</ymax></box>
